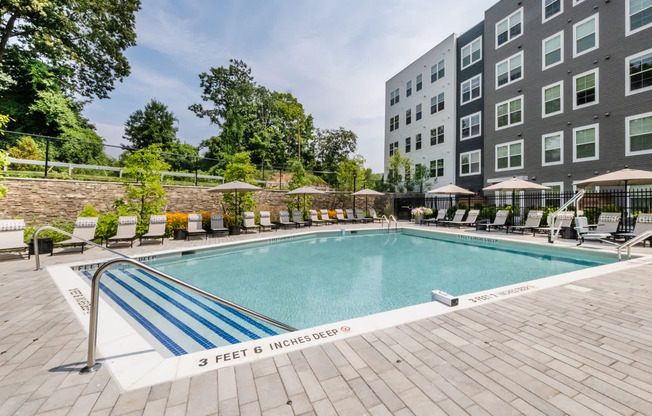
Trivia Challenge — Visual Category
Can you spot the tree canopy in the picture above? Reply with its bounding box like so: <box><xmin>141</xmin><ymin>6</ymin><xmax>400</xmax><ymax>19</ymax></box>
<box><xmin>124</xmin><ymin>99</ymin><xmax>179</xmax><ymax>150</ymax></box>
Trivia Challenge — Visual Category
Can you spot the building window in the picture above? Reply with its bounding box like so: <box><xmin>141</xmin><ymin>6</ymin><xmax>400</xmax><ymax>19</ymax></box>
<box><xmin>627</xmin><ymin>48</ymin><xmax>652</xmax><ymax>95</ymax></box>
<box><xmin>574</xmin><ymin>14</ymin><xmax>598</xmax><ymax>57</ymax></box>
<box><xmin>406</xmin><ymin>109</ymin><xmax>412</xmax><ymax>125</ymax></box>
<box><xmin>460</xmin><ymin>150</ymin><xmax>481</xmax><ymax>176</ymax></box>
<box><xmin>496</xmin><ymin>8</ymin><xmax>523</xmax><ymax>48</ymax></box>
<box><xmin>461</xmin><ymin>36</ymin><xmax>482</xmax><ymax>70</ymax></box>
<box><xmin>430</xmin><ymin>59</ymin><xmax>445</xmax><ymax>83</ymax></box>
<box><xmin>542</xmin><ymin>81</ymin><xmax>563</xmax><ymax>117</ymax></box>
<box><xmin>389</xmin><ymin>115</ymin><xmax>399</xmax><ymax>131</ymax></box>
<box><xmin>496</xmin><ymin>96</ymin><xmax>523</xmax><ymax>130</ymax></box>
<box><xmin>496</xmin><ymin>52</ymin><xmax>523</xmax><ymax>89</ymax></box>
<box><xmin>415</xmin><ymin>133</ymin><xmax>422</xmax><ymax>150</ymax></box>
<box><xmin>430</xmin><ymin>126</ymin><xmax>444</xmax><ymax>146</ymax></box>
<box><xmin>416</xmin><ymin>74</ymin><xmax>422</xmax><ymax>91</ymax></box>
<box><xmin>430</xmin><ymin>159</ymin><xmax>444</xmax><ymax>178</ymax></box>
<box><xmin>406</xmin><ymin>81</ymin><xmax>412</xmax><ymax>97</ymax></box>
<box><xmin>573</xmin><ymin>124</ymin><xmax>599</xmax><ymax>162</ymax></box>
<box><xmin>390</xmin><ymin>88</ymin><xmax>400</xmax><ymax>106</ymax></box>
<box><xmin>460</xmin><ymin>112</ymin><xmax>481</xmax><ymax>140</ymax></box>
<box><xmin>543</xmin><ymin>0</ymin><xmax>563</xmax><ymax>22</ymax></box>
<box><xmin>461</xmin><ymin>74</ymin><xmax>482</xmax><ymax>104</ymax></box>
<box><xmin>430</xmin><ymin>93</ymin><xmax>445</xmax><ymax>114</ymax></box>
<box><xmin>573</xmin><ymin>69</ymin><xmax>598</xmax><ymax>109</ymax></box>
<box><xmin>405</xmin><ymin>137</ymin><xmax>411</xmax><ymax>153</ymax></box>
<box><xmin>389</xmin><ymin>142</ymin><xmax>394</xmax><ymax>157</ymax></box>
<box><xmin>416</xmin><ymin>104</ymin><xmax>422</xmax><ymax>121</ymax></box>
<box><xmin>542</xmin><ymin>131</ymin><xmax>564</xmax><ymax>166</ymax></box>
<box><xmin>496</xmin><ymin>140</ymin><xmax>523</xmax><ymax>171</ymax></box>
<box><xmin>542</xmin><ymin>31</ymin><xmax>563</xmax><ymax>70</ymax></box>
<box><xmin>628</xmin><ymin>0</ymin><xmax>652</xmax><ymax>34</ymax></box>
<box><xmin>626</xmin><ymin>112</ymin><xmax>652</xmax><ymax>155</ymax></box>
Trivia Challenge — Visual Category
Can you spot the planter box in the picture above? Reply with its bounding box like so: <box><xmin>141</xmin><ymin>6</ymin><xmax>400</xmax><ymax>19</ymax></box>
<box><xmin>173</xmin><ymin>229</ymin><xmax>187</xmax><ymax>240</ymax></box>
<box><xmin>229</xmin><ymin>225</ymin><xmax>241</xmax><ymax>235</ymax></box>
<box><xmin>29</xmin><ymin>238</ymin><xmax>53</xmax><ymax>256</ymax></box>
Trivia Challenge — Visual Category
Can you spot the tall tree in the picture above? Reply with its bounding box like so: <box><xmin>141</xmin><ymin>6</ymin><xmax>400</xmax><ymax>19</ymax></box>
<box><xmin>121</xmin><ymin>145</ymin><xmax>169</xmax><ymax>218</ymax></box>
<box><xmin>123</xmin><ymin>99</ymin><xmax>179</xmax><ymax>150</ymax></box>
<box><xmin>313</xmin><ymin>127</ymin><xmax>357</xmax><ymax>172</ymax></box>
<box><xmin>0</xmin><ymin>0</ymin><xmax>141</xmax><ymax>99</ymax></box>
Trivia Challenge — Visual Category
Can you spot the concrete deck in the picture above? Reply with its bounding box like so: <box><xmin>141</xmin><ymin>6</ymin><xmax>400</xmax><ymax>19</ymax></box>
<box><xmin>1</xmin><ymin>223</ymin><xmax>651</xmax><ymax>415</ymax></box>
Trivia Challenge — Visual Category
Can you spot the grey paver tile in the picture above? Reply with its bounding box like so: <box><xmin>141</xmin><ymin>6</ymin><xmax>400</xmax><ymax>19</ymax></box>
<box><xmin>142</xmin><ymin>397</ymin><xmax>167</xmax><ymax>416</ymax></box>
<box><xmin>311</xmin><ymin>398</ymin><xmax>337</xmax><ymax>416</ymax></box>
<box><xmin>186</xmin><ymin>371</ymin><xmax>218</xmax><ymax>416</ymax></box>
<box><xmin>255</xmin><ymin>373</ymin><xmax>288</xmax><ymax>411</ymax></box>
<box><xmin>288</xmin><ymin>392</ymin><xmax>313</xmax><ymax>415</ymax></box>
<box><xmin>239</xmin><ymin>401</ymin><xmax>262</xmax><ymax>416</ymax></box>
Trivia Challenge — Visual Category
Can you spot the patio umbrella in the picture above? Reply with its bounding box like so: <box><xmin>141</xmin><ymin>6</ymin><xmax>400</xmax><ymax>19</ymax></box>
<box><xmin>427</xmin><ymin>184</ymin><xmax>474</xmax><ymax>208</ymax></box>
<box><xmin>207</xmin><ymin>180</ymin><xmax>261</xmax><ymax>222</ymax></box>
<box><xmin>483</xmin><ymin>178</ymin><xmax>550</xmax><ymax>206</ymax></box>
<box><xmin>574</xmin><ymin>168</ymin><xmax>652</xmax><ymax>188</ymax></box>
<box><xmin>286</xmin><ymin>186</ymin><xmax>326</xmax><ymax>216</ymax></box>
<box><xmin>352</xmin><ymin>188</ymin><xmax>384</xmax><ymax>212</ymax></box>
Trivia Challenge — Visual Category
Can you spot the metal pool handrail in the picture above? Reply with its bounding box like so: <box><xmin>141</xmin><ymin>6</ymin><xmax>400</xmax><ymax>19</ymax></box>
<box><xmin>617</xmin><ymin>230</ymin><xmax>652</xmax><ymax>260</ymax></box>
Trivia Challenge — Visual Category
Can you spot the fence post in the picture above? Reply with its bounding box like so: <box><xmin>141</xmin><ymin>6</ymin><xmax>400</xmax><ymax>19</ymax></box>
<box><xmin>194</xmin><ymin>156</ymin><xmax>199</xmax><ymax>186</ymax></box>
<box><xmin>44</xmin><ymin>137</ymin><xmax>50</xmax><ymax>178</ymax></box>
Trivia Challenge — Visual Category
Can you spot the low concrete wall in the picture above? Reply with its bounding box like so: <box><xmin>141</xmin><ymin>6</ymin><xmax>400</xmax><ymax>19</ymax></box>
<box><xmin>0</xmin><ymin>178</ymin><xmax>393</xmax><ymax>224</ymax></box>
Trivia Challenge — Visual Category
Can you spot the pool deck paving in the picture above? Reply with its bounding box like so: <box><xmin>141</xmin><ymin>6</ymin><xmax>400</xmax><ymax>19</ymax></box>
<box><xmin>1</xmin><ymin>222</ymin><xmax>651</xmax><ymax>415</ymax></box>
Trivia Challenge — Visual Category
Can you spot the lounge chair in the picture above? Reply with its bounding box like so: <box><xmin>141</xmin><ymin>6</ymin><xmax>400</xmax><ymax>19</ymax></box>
<box><xmin>335</xmin><ymin>209</ymin><xmax>354</xmax><ymax>224</ymax></box>
<box><xmin>507</xmin><ymin>210</ymin><xmax>543</xmax><ymax>234</ymax></box>
<box><xmin>140</xmin><ymin>215</ymin><xmax>167</xmax><ymax>245</ymax></box>
<box><xmin>575</xmin><ymin>217</ymin><xmax>616</xmax><ymax>245</ymax></box>
<box><xmin>242</xmin><ymin>212</ymin><xmax>260</xmax><ymax>233</ymax></box>
<box><xmin>186</xmin><ymin>214</ymin><xmax>207</xmax><ymax>240</ymax></box>
<box><xmin>345</xmin><ymin>209</ymin><xmax>358</xmax><ymax>223</ymax></box>
<box><xmin>592</xmin><ymin>212</ymin><xmax>622</xmax><ymax>235</ymax></box>
<box><xmin>209</xmin><ymin>213</ymin><xmax>229</xmax><ymax>236</ymax></box>
<box><xmin>480</xmin><ymin>210</ymin><xmax>510</xmax><ymax>232</ymax></box>
<box><xmin>533</xmin><ymin>211</ymin><xmax>575</xmax><ymax>237</ymax></box>
<box><xmin>0</xmin><ymin>219</ymin><xmax>28</xmax><ymax>257</ymax></box>
<box><xmin>259</xmin><ymin>211</ymin><xmax>275</xmax><ymax>231</ymax></box>
<box><xmin>437</xmin><ymin>209</ymin><xmax>465</xmax><ymax>227</ymax></box>
<box><xmin>54</xmin><ymin>217</ymin><xmax>98</xmax><ymax>254</ymax></box>
<box><xmin>309</xmin><ymin>210</ymin><xmax>326</xmax><ymax>226</ymax></box>
<box><xmin>107</xmin><ymin>216</ymin><xmax>138</xmax><ymax>248</ymax></box>
<box><xmin>614</xmin><ymin>213</ymin><xmax>652</xmax><ymax>245</ymax></box>
<box><xmin>278</xmin><ymin>211</ymin><xmax>298</xmax><ymax>229</ymax></box>
<box><xmin>355</xmin><ymin>209</ymin><xmax>372</xmax><ymax>223</ymax></box>
<box><xmin>447</xmin><ymin>209</ymin><xmax>480</xmax><ymax>228</ymax></box>
<box><xmin>319</xmin><ymin>209</ymin><xmax>335</xmax><ymax>225</ymax></box>
<box><xmin>368</xmin><ymin>208</ymin><xmax>383</xmax><ymax>223</ymax></box>
<box><xmin>424</xmin><ymin>209</ymin><xmax>447</xmax><ymax>226</ymax></box>
<box><xmin>291</xmin><ymin>210</ymin><xmax>309</xmax><ymax>227</ymax></box>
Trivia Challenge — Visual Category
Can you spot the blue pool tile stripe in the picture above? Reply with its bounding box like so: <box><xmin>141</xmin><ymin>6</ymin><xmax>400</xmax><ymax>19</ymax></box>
<box><xmin>101</xmin><ymin>270</ymin><xmax>218</xmax><ymax>350</ymax></box>
<box><xmin>81</xmin><ymin>271</ymin><xmax>187</xmax><ymax>356</ymax></box>
<box><xmin>120</xmin><ymin>269</ymin><xmax>242</xmax><ymax>344</ymax></box>
<box><xmin>136</xmin><ymin>269</ymin><xmax>278</xmax><ymax>337</ymax></box>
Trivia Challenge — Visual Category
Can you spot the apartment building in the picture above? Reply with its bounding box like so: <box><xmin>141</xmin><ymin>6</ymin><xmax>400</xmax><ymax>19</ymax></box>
<box><xmin>383</xmin><ymin>34</ymin><xmax>457</xmax><ymax>191</ymax></box>
<box><xmin>483</xmin><ymin>0</ymin><xmax>652</xmax><ymax>192</ymax></box>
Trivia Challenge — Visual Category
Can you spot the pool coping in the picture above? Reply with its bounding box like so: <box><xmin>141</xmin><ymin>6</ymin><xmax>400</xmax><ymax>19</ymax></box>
<box><xmin>46</xmin><ymin>226</ymin><xmax>651</xmax><ymax>392</ymax></box>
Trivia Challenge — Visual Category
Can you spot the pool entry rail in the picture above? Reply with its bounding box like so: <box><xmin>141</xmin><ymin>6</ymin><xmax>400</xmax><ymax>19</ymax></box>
<box><xmin>31</xmin><ymin>226</ymin><xmax>298</xmax><ymax>375</ymax></box>
<box><xmin>618</xmin><ymin>230</ymin><xmax>652</xmax><ymax>260</ymax></box>
<box><xmin>547</xmin><ymin>190</ymin><xmax>585</xmax><ymax>243</ymax></box>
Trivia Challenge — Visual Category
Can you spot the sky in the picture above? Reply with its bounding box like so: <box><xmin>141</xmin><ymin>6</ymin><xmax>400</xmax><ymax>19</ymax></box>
<box><xmin>84</xmin><ymin>0</ymin><xmax>495</xmax><ymax>173</ymax></box>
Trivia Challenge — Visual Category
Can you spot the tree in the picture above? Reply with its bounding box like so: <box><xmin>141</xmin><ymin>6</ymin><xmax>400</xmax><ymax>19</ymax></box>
<box><xmin>386</xmin><ymin>151</ymin><xmax>412</xmax><ymax>192</ymax></box>
<box><xmin>6</xmin><ymin>136</ymin><xmax>43</xmax><ymax>168</ymax></box>
<box><xmin>123</xmin><ymin>99</ymin><xmax>179</xmax><ymax>150</ymax></box>
<box><xmin>121</xmin><ymin>145</ymin><xmax>170</xmax><ymax>219</ymax></box>
<box><xmin>314</xmin><ymin>127</ymin><xmax>357</xmax><ymax>172</ymax></box>
<box><xmin>0</xmin><ymin>0</ymin><xmax>141</xmax><ymax>99</ymax></box>
<box><xmin>335</xmin><ymin>155</ymin><xmax>366</xmax><ymax>192</ymax></box>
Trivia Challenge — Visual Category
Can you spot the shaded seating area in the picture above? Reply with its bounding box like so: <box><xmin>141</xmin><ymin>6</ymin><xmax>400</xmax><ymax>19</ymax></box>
<box><xmin>277</xmin><ymin>211</ymin><xmax>298</xmax><ymax>229</ymax></box>
<box><xmin>335</xmin><ymin>209</ymin><xmax>354</xmax><ymax>224</ymax></box>
<box><xmin>209</xmin><ymin>214</ymin><xmax>229</xmax><ymax>236</ymax></box>
<box><xmin>479</xmin><ymin>210</ymin><xmax>510</xmax><ymax>232</ymax></box>
<box><xmin>291</xmin><ymin>210</ymin><xmax>309</xmax><ymax>227</ymax></box>
<box><xmin>0</xmin><ymin>219</ymin><xmax>28</xmax><ymax>258</ymax></box>
<box><xmin>507</xmin><ymin>210</ymin><xmax>543</xmax><ymax>234</ymax></box>
<box><xmin>107</xmin><ymin>216</ymin><xmax>138</xmax><ymax>248</ymax></box>
<box><xmin>242</xmin><ymin>212</ymin><xmax>260</xmax><ymax>233</ymax></box>
<box><xmin>54</xmin><ymin>217</ymin><xmax>98</xmax><ymax>254</ymax></box>
<box><xmin>186</xmin><ymin>214</ymin><xmax>207</xmax><ymax>240</ymax></box>
<box><xmin>139</xmin><ymin>215</ymin><xmax>167</xmax><ymax>245</ymax></box>
<box><xmin>446</xmin><ymin>209</ymin><xmax>480</xmax><ymax>228</ymax></box>
<box><xmin>436</xmin><ymin>209</ymin><xmax>465</xmax><ymax>227</ymax></box>
<box><xmin>259</xmin><ymin>211</ymin><xmax>275</xmax><ymax>231</ymax></box>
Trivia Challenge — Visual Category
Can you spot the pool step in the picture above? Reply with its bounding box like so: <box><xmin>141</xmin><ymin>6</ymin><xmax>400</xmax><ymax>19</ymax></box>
<box><xmin>80</xmin><ymin>268</ymin><xmax>280</xmax><ymax>356</ymax></box>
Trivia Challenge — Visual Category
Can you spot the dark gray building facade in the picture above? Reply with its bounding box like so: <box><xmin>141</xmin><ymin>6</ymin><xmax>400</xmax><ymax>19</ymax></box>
<box><xmin>483</xmin><ymin>0</ymin><xmax>652</xmax><ymax>193</ymax></box>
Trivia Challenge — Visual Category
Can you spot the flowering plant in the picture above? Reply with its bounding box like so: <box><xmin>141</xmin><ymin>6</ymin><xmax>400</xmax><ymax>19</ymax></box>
<box><xmin>411</xmin><ymin>207</ymin><xmax>433</xmax><ymax>216</ymax></box>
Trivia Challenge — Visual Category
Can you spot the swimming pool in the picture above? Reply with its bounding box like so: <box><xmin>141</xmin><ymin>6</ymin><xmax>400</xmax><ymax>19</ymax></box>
<box><xmin>76</xmin><ymin>229</ymin><xmax>617</xmax><ymax>356</ymax></box>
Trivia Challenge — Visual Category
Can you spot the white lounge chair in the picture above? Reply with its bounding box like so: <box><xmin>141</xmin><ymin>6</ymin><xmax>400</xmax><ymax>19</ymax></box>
<box><xmin>482</xmin><ymin>210</ymin><xmax>510</xmax><ymax>232</ymax></box>
<box><xmin>575</xmin><ymin>217</ymin><xmax>615</xmax><ymax>245</ymax></box>
<box><xmin>107</xmin><ymin>216</ymin><xmax>138</xmax><ymax>248</ymax></box>
<box><xmin>209</xmin><ymin>213</ymin><xmax>229</xmax><ymax>236</ymax></box>
<box><xmin>54</xmin><ymin>217</ymin><xmax>98</xmax><ymax>254</ymax></box>
<box><xmin>309</xmin><ymin>209</ymin><xmax>326</xmax><ymax>226</ymax></box>
<box><xmin>615</xmin><ymin>213</ymin><xmax>652</xmax><ymax>245</ymax></box>
<box><xmin>507</xmin><ymin>210</ymin><xmax>543</xmax><ymax>234</ymax></box>
<box><xmin>0</xmin><ymin>219</ymin><xmax>28</xmax><ymax>258</ymax></box>
<box><xmin>437</xmin><ymin>209</ymin><xmax>465</xmax><ymax>227</ymax></box>
<box><xmin>368</xmin><ymin>208</ymin><xmax>383</xmax><ymax>223</ymax></box>
<box><xmin>292</xmin><ymin>210</ymin><xmax>309</xmax><ymax>227</ymax></box>
<box><xmin>186</xmin><ymin>214</ymin><xmax>207</xmax><ymax>240</ymax></box>
<box><xmin>424</xmin><ymin>209</ymin><xmax>447</xmax><ymax>226</ymax></box>
<box><xmin>242</xmin><ymin>212</ymin><xmax>260</xmax><ymax>233</ymax></box>
<box><xmin>355</xmin><ymin>209</ymin><xmax>372</xmax><ymax>223</ymax></box>
<box><xmin>140</xmin><ymin>214</ymin><xmax>167</xmax><ymax>245</ymax></box>
<box><xmin>534</xmin><ymin>211</ymin><xmax>575</xmax><ymax>237</ymax></box>
<box><xmin>278</xmin><ymin>211</ymin><xmax>298</xmax><ymax>229</ymax></box>
<box><xmin>259</xmin><ymin>211</ymin><xmax>275</xmax><ymax>231</ymax></box>
<box><xmin>335</xmin><ymin>209</ymin><xmax>354</xmax><ymax>224</ymax></box>
<box><xmin>319</xmin><ymin>209</ymin><xmax>335</xmax><ymax>225</ymax></box>
<box><xmin>447</xmin><ymin>209</ymin><xmax>480</xmax><ymax>228</ymax></box>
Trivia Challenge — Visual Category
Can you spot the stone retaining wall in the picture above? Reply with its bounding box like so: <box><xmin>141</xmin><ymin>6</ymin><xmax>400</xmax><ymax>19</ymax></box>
<box><xmin>0</xmin><ymin>178</ymin><xmax>393</xmax><ymax>224</ymax></box>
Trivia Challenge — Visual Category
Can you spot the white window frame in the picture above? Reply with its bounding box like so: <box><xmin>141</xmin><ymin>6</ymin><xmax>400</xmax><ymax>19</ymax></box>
<box><xmin>542</xmin><ymin>0</ymin><xmax>563</xmax><ymax>23</ymax></box>
<box><xmin>627</xmin><ymin>0</ymin><xmax>652</xmax><ymax>35</ymax></box>
<box><xmin>542</xmin><ymin>81</ymin><xmax>564</xmax><ymax>118</ymax></box>
<box><xmin>573</xmin><ymin>14</ymin><xmax>599</xmax><ymax>58</ymax></box>
<box><xmin>542</xmin><ymin>182</ymin><xmax>564</xmax><ymax>208</ymax></box>
<box><xmin>626</xmin><ymin>111</ymin><xmax>652</xmax><ymax>156</ymax></box>
<box><xmin>460</xmin><ymin>150</ymin><xmax>482</xmax><ymax>176</ymax></box>
<box><xmin>495</xmin><ymin>139</ymin><xmax>524</xmax><ymax>172</ymax></box>
<box><xmin>496</xmin><ymin>8</ymin><xmax>523</xmax><ymax>49</ymax></box>
<box><xmin>626</xmin><ymin>47</ymin><xmax>652</xmax><ymax>96</ymax></box>
<box><xmin>541</xmin><ymin>131</ymin><xmax>564</xmax><ymax>166</ymax></box>
<box><xmin>573</xmin><ymin>123</ymin><xmax>600</xmax><ymax>162</ymax></box>
<box><xmin>495</xmin><ymin>95</ymin><xmax>524</xmax><ymax>131</ymax></box>
<box><xmin>496</xmin><ymin>51</ymin><xmax>523</xmax><ymax>89</ymax></box>
<box><xmin>461</xmin><ymin>36</ymin><xmax>483</xmax><ymax>70</ymax></box>
<box><xmin>460</xmin><ymin>112</ymin><xmax>482</xmax><ymax>140</ymax></box>
<box><xmin>573</xmin><ymin>68</ymin><xmax>599</xmax><ymax>110</ymax></box>
<box><xmin>542</xmin><ymin>31</ymin><xmax>564</xmax><ymax>70</ymax></box>
<box><xmin>460</xmin><ymin>74</ymin><xmax>482</xmax><ymax>105</ymax></box>
<box><xmin>573</xmin><ymin>0</ymin><xmax>585</xmax><ymax>5</ymax></box>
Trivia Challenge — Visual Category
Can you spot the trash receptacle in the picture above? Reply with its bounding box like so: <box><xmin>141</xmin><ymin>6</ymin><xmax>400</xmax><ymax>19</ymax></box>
<box><xmin>173</xmin><ymin>228</ymin><xmax>187</xmax><ymax>240</ymax></box>
<box><xmin>29</xmin><ymin>238</ymin><xmax>54</xmax><ymax>257</ymax></box>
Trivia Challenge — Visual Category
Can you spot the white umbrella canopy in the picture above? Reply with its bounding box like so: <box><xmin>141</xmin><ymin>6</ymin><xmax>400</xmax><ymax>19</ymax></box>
<box><xmin>352</xmin><ymin>188</ymin><xmax>384</xmax><ymax>211</ymax></box>
<box><xmin>427</xmin><ymin>184</ymin><xmax>474</xmax><ymax>195</ymax></box>
<box><xmin>574</xmin><ymin>168</ymin><xmax>652</xmax><ymax>187</ymax></box>
<box><xmin>483</xmin><ymin>177</ymin><xmax>551</xmax><ymax>192</ymax></box>
<box><xmin>287</xmin><ymin>186</ymin><xmax>326</xmax><ymax>215</ymax></box>
<box><xmin>206</xmin><ymin>180</ymin><xmax>262</xmax><ymax>221</ymax></box>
